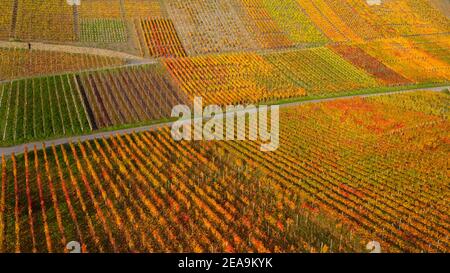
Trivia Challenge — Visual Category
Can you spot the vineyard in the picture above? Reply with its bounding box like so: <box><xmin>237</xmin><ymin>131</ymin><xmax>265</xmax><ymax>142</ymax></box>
<box><xmin>0</xmin><ymin>62</ymin><xmax>191</xmax><ymax>145</ymax></box>
<box><xmin>0</xmin><ymin>0</ymin><xmax>163</xmax><ymax>47</ymax></box>
<box><xmin>75</xmin><ymin>64</ymin><xmax>189</xmax><ymax>129</ymax></box>
<box><xmin>0</xmin><ymin>1</ymin><xmax>13</xmax><ymax>39</ymax></box>
<box><xmin>0</xmin><ymin>0</ymin><xmax>449</xmax><ymax>254</ymax></box>
<box><xmin>407</xmin><ymin>35</ymin><xmax>450</xmax><ymax>65</ymax></box>
<box><xmin>362</xmin><ymin>0</ymin><xmax>450</xmax><ymax>37</ymax></box>
<box><xmin>164</xmin><ymin>0</ymin><xmax>256</xmax><ymax>55</ymax></box>
<box><xmin>78</xmin><ymin>0</ymin><xmax>164</xmax><ymax>20</ymax></box>
<box><xmin>295</xmin><ymin>0</ymin><xmax>450</xmax><ymax>42</ymax></box>
<box><xmin>163</xmin><ymin>0</ymin><xmax>328</xmax><ymax>53</ymax></box>
<box><xmin>264</xmin><ymin>47</ymin><xmax>379</xmax><ymax>95</ymax></box>
<box><xmin>78</xmin><ymin>0</ymin><xmax>122</xmax><ymax>19</ymax></box>
<box><xmin>258</xmin><ymin>0</ymin><xmax>327</xmax><ymax>44</ymax></box>
<box><xmin>0</xmin><ymin>48</ymin><xmax>126</xmax><ymax>81</ymax></box>
<box><xmin>138</xmin><ymin>19</ymin><xmax>187</xmax><ymax>58</ymax></box>
<box><xmin>0</xmin><ymin>38</ymin><xmax>449</xmax><ymax>145</ymax></box>
<box><xmin>235</xmin><ymin>0</ymin><xmax>294</xmax><ymax>49</ymax></box>
<box><xmin>14</xmin><ymin>0</ymin><xmax>76</xmax><ymax>42</ymax></box>
<box><xmin>124</xmin><ymin>0</ymin><xmax>164</xmax><ymax>18</ymax></box>
<box><xmin>0</xmin><ymin>0</ymin><xmax>447</xmax><ymax>50</ymax></box>
<box><xmin>80</xmin><ymin>19</ymin><xmax>128</xmax><ymax>44</ymax></box>
<box><xmin>0</xmin><ymin>132</ymin><xmax>364</xmax><ymax>253</ymax></box>
<box><xmin>329</xmin><ymin>44</ymin><xmax>412</xmax><ymax>86</ymax></box>
<box><xmin>164</xmin><ymin>53</ymin><xmax>305</xmax><ymax>105</ymax></box>
<box><xmin>0</xmin><ymin>92</ymin><xmax>448</xmax><ymax>252</ymax></box>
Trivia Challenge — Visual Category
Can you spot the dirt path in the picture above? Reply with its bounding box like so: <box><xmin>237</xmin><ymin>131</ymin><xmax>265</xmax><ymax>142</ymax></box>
<box><xmin>0</xmin><ymin>86</ymin><xmax>447</xmax><ymax>157</ymax></box>
<box><xmin>430</xmin><ymin>0</ymin><xmax>450</xmax><ymax>18</ymax></box>
<box><xmin>0</xmin><ymin>40</ymin><xmax>145</xmax><ymax>60</ymax></box>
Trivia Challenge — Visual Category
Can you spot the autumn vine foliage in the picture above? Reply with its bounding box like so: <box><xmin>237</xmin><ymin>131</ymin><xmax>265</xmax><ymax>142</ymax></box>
<box><xmin>0</xmin><ymin>91</ymin><xmax>448</xmax><ymax>253</ymax></box>
<box><xmin>0</xmin><ymin>0</ymin><xmax>448</xmax><ymax>254</ymax></box>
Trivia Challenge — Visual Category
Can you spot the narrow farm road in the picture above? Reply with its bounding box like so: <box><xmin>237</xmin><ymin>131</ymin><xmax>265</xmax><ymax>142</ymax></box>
<box><xmin>0</xmin><ymin>40</ymin><xmax>145</xmax><ymax>60</ymax></box>
<box><xmin>0</xmin><ymin>85</ymin><xmax>447</xmax><ymax>157</ymax></box>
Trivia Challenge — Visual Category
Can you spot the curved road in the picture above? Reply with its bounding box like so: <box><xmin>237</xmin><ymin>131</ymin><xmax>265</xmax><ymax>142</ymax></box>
<box><xmin>0</xmin><ymin>86</ymin><xmax>448</xmax><ymax>157</ymax></box>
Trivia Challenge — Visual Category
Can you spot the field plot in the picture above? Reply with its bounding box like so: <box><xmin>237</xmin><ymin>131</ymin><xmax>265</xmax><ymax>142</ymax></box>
<box><xmin>0</xmin><ymin>0</ymin><xmax>448</xmax><ymax>255</ymax></box>
<box><xmin>259</xmin><ymin>0</ymin><xmax>327</xmax><ymax>44</ymax></box>
<box><xmin>0</xmin><ymin>130</ymin><xmax>365</xmax><ymax>253</ymax></box>
<box><xmin>330</xmin><ymin>44</ymin><xmax>412</xmax><ymax>86</ymax></box>
<box><xmin>78</xmin><ymin>0</ymin><xmax>122</xmax><ymax>19</ymax></box>
<box><xmin>75</xmin><ymin>64</ymin><xmax>188</xmax><ymax>129</ymax></box>
<box><xmin>123</xmin><ymin>0</ymin><xmax>164</xmax><ymax>18</ymax></box>
<box><xmin>14</xmin><ymin>0</ymin><xmax>75</xmax><ymax>42</ymax></box>
<box><xmin>0</xmin><ymin>91</ymin><xmax>448</xmax><ymax>253</ymax></box>
<box><xmin>80</xmin><ymin>19</ymin><xmax>128</xmax><ymax>43</ymax></box>
<box><xmin>138</xmin><ymin>19</ymin><xmax>187</xmax><ymax>58</ymax></box>
<box><xmin>234</xmin><ymin>0</ymin><xmax>294</xmax><ymax>49</ymax></box>
<box><xmin>296</xmin><ymin>0</ymin><xmax>450</xmax><ymax>42</ymax></box>
<box><xmin>164</xmin><ymin>53</ymin><xmax>305</xmax><ymax>105</ymax></box>
<box><xmin>0</xmin><ymin>1</ymin><xmax>13</xmax><ymax>39</ymax></box>
<box><xmin>0</xmin><ymin>75</ymin><xmax>91</xmax><ymax>145</ymax></box>
<box><xmin>165</xmin><ymin>0</ymin><xmax>255</xmax><ymax>55</ymax></box>
<box><xmin>320</xmin><ymin>0</ymin><xmax>382</xmax><ymax>41</ymax></box>
<box><xmin>361</xmin><ymin>0</ymin><xmax>450</xmax><ymax>37</ymax></box>
<box><xmin>264</xmin><ymin>47</ymin><xmax>379</xmax><ymax>95</ymax></box>
<box><xmin>360</xmin><ymin>38</ymin><xmax>450</xmax><ymax>84</ymax></box>
<box><xmin>296</xmin><ymin>0</ymin><xmax>355</xmax><ymax>42</ymax></box>
<box><xmin>218</xmin><ymin>91</ymin><xmax>449</xmax><ymax>253</ymax></box>
<box><xmin>0</xmin><ymin>48</ymin><xmax>126</xmax><ymax>81</ymax></box>
<box><xmin>430</xmin><ymin>0</ymin><xmax>450</xmax><ymax>18</ymax></box>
